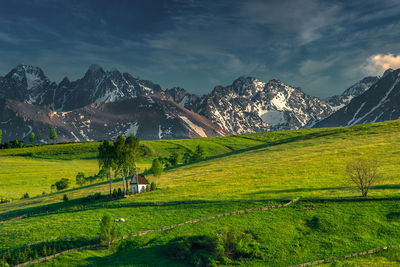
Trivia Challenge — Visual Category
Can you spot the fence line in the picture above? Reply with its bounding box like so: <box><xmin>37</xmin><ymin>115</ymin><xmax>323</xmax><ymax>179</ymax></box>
<box><xmin>288</xmin><ymin>244</ymin><xmax>400</xmax><ymax>267</ymax></box>
<box><xmin>15</xmin><ymin>199</ymin><xmax>298</xmax><ymax>266</ymax></box>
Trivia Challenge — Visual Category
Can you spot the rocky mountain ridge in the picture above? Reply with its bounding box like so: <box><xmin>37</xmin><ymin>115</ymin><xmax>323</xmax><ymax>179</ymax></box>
<box><xmin>1</xmin><ymin>63</ymin><xmax>397</xmax><ymax>142</ymax></box>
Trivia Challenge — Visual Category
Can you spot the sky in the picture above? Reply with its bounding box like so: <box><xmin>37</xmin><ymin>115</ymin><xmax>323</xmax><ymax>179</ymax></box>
<box><xmin>1</xmin><ymin>0</ymin><xmax>400</xmax><ymax>97</ymax></box>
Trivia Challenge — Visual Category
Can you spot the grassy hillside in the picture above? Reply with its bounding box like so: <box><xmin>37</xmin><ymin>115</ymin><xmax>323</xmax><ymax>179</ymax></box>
<box><xmin>1</xmin><ymin>121</ymin><xmax>400</xmax><ymax>266</ymax></box>
<box><xmin>0</xmin><ymin>127</ymin><xmax>337</xmax><ymax>200</ymax></box>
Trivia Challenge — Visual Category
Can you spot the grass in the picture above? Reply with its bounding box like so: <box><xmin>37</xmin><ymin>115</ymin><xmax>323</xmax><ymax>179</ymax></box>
<box><xmin>1</xmin><ymin>120</ymin><xmax>400</xmax><ymax>266</ymax></box>
<box><xmin>322</xmin><ymin>247</ymin><xmax>400</xmax><ymax>266</ymax></box>
<box><xmin>35</xmin><ymin>200</ymin><xmax>400</xmax><ymax>266</ymax></box>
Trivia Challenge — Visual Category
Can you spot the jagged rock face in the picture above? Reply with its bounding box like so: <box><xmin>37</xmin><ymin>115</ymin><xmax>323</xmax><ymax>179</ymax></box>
<box><xmin>164</xmin><ymin>87</ymin><xmax>200</xmax><ymax>111</ymax></box>
<box><xmin>0</xmin><ymin>64</ymin><xmax>56</xmax><ymax>106</ymax></box>
<box><xmin>0</xmin><ymin>94</ymin><xmax>226</xmax><ymax>143</ymax></box>
<box><xmin>52</xmin><ymin>65</ymin><xmax>163</xmax><ymax>111</ymax></box>
<box><xmin>0</xmin><ymin>64</ymin><xmax>163</xmax><ymax>111</ymax></box>
<box><xmin>326</xmin><ymin>76</ymin><xmax>379</xmax><ymax>111</ymax></box>
<box><xmin>313</xmin><ymin>68</ymin><xmax>400</xmax><ymax>128</ymax></box>
<box><xmin>191</xmin><ymin>77</ymin><xmax>332</xmax><ymax>134</ymax></box>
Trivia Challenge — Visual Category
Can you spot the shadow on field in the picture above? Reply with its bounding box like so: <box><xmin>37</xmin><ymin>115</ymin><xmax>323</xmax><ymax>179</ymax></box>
<box><xmin>244</xmin><ymin>186</ymin><xmax>351</xmax><ymax>195</ymax></box>
<box><xmin>84</xmin><ymin>240</ymin><xmax>186</xmax><ymax>267</ymax></box>
<box><xmin>0</xmin><ymin>197</ymin><xmax>285</xmax><ymax>222</ymax></box>
<box><xmin>243</xmin><ymin>184</ymin><xmax>400</xmax><ymax>196</ymax></box>
<box><xmin>161</xmin><ymin>128</ymin><xmax>346</xmax><ymax>173</ymax></box>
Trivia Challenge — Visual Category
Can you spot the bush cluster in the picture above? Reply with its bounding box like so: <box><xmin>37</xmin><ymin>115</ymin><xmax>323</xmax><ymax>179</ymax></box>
<box><xmin>183</xmin><ymin>145</ymin><xmax>206</xmax><ymax>164</ymax></box>
<box><xmin>83</xmin><ymin>192</ymin><xmax>103</xmax><ymax>202</ymax></box>
<box><xmin>75</xmin><ymin>169</ymin><xmax>108</xmax><ymax>186</ymax></box>
<box><xmin>168</xmin><ymin>230</ymin><xmax>264</xmax><ymax>266</ymax></box>
<box><xmin>0</xmin><ymin>197</ymin><xmax>11</xmax><ymax>204</ymax></box>
<box><xmin>0</xmin><ymin>237</ymin><xmax>94</xmax><ymax>266</ymax></box>
<box><xmin>112</xmin><ymin>188</ymin><xmax>124</xmax><ymax>198</ymax></box>
<box><xmin>0</xmin><ymin>140</ymin><xmax>24</xmax><ymax>149</ymax></box>
<box><xmin>51</xmin><ymin>178</ymin><xmax>70</xmax><ymax>191</ymax></box>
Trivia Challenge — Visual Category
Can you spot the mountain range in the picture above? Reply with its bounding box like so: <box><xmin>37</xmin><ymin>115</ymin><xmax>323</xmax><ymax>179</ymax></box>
<box><xmin>0</xmin><ymin>64</ymin><xmax>398</xmax><ymax>143</ymax></box>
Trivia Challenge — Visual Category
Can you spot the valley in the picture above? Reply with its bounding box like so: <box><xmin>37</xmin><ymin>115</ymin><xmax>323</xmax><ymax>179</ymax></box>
<box><xmin>1</xmin><ymin>121</ymin><xmax>399</xmax><ymax>266</ymax></box>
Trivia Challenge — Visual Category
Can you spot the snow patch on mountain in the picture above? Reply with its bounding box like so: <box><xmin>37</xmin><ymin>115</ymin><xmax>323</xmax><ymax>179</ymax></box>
<box><xmin>259</xmin><ymin>110</ymin><xmax>286</xmax><ymax>125</ymax></box>
<box><xmin>125</xmin><ymin>122</ymin><xmax>139</xmax><ymax>136</ymax></box>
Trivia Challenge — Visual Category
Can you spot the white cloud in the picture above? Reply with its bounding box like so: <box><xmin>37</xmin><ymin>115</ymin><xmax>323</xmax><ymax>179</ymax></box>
<box><xmin>363</xmin><ymin>53</ymin><xmax>400</xmax><ymax>75</ymax></box>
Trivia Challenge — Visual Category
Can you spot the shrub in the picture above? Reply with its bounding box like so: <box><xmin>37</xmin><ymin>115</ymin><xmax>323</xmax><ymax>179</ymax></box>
<box><xmin>22</xmin><ymin>193</ymin><xmax>30</xmax><ymax>199</ymax></box>
<box><xmin>83</xmin><ymin>192</ymin><xmax>103</xmax><ymax>203</ymax></box>
<box><xmin>75</xmin><ymin>172</ymin><xmax>85</xmax><ymax>186</ymax></box>
<box><xmin>53</xmin><ymin>178</ymin><xmax>70</xmax><ymax>191</ymax></box>
<box><xmin>168</xmin><ymin>230</ymin><xmax>263</xmax><ymax>266</ymax></box>
<box><xmin>112</xmin><ymin>189</ymin><xmax>118</xmax><ymax>198</ymax></box>
<box><xmin>63</xmin><ymin>194</ymin><xmax>69</xmax><ymax>202</ymax></box>
<box><xmin>168</xmin><ymin>151</ymin><xmax>180</xmax><ymax>166</ymax></box>
<box><xmin>117</xmin><ymin>188</ymin><xmax>123</xmax><ymax>197</ymax></box>
<box><xmin>150</xmin><ymin>181</ymin><xmax>157</xmax><ymax>191</ymax></box>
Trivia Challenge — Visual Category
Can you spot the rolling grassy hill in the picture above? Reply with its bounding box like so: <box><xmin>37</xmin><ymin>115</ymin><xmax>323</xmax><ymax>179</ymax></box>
<box><xmin>1</xmin><ymin>121</ymin><xmax>400</xmax><ymax>266</ymax></box>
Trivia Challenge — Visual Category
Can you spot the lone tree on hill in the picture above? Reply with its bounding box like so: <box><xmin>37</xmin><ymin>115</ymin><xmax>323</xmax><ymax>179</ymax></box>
<box><xmin>29</xmin><ymin>132</ymin><xmax>35</xmax><ymax>144</ymax></box>
<box><xmin>50</xmin><ymin>128</ymin><xmax>58</xmax><ymax>143</ymax></box>
<box><xmin>151</xmin><ymin>158</ymin><xmax>164</xmax><ymax>185</ymax></box>
<box><xmin>99</xmin><ymin>214</ymin><xmax>118</xmax><ymax>248</ymax></box>
<box><xmin>345</xmin><ymin>158</ymin><xmax>380</xmax><ymax>197</ymax></box>
<box><xmin>98</xmin><ymin>140</ymin><xmax>116</xmax><ymax>196</ymax></box>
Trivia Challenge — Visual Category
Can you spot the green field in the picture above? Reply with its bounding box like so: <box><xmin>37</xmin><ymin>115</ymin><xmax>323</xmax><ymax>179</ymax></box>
<box><xmin>1</xmin><ymin>121</ymin><xmax>400</xmax><ymax>266</ymax></box>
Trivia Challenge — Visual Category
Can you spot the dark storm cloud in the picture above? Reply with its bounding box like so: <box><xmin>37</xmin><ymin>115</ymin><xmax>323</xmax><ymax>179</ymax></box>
<box><xmin>0</xmin><ymin>0</ymin><xmax>400</xmax><ymax>97</ymax></box>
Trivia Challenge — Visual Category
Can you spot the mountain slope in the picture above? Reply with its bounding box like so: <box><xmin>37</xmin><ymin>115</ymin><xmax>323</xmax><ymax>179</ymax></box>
<box><xmin>0</xmin><ymin>64</ymin><xmax>163</xmax><ymax>111</ymax></box>
<box><xmin>0</xmin><ymin>94</ymin><xmax>226</xmax><ymax>143</ymax></box>
<box><xmin>314</xmin><ymin>68</ymin><xmax>400</xmax><ymax>127</ymax></box>
<box><xmin>326</xmin><ymin>76</ymin><xmax>379</xmax><ymax>111</ymax></box>
<box><xmin>191</xmin><ymin>77</ymin><xmax>332</xmax><ymax>134</ymax></box>
<box><xmin>0</xmin><ymin>64</ymin><xmax>56</xmax><ymax>106</ymax></box>
<box><xmin>51</xmin><ymin>64</ymin><xmax>163</xmax><ymax>111</ymax></box>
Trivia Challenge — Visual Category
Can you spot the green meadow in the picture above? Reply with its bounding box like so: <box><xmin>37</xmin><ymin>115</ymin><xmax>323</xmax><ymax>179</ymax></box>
<box><xmin>1</xmin><ymin>121</ymin><xmax>400</xmax><ymax>266</ymax></box>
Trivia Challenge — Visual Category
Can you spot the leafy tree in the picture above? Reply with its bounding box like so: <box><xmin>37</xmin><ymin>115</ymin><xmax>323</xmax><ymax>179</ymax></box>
<box><xmin>29</xmin><ymin>132</ymin><xmax>35</xmax><ymax>144</ymax></box>
<box><xmin>192</xmin><ymin>145</ymin><xmax>206</xmax><ymax>161</ymax></box>
<box><xmin>36</xmin><ymin>132</ymin><xmax>42</xmax><ymax>143</ymax></box>
<box><xmin>53</xmin><ymin>178</ymin><xmax>70</xmax><ymax>191</ymax></box>
<box><xmin>345</xmin><ymin>158</ymin><xmax>380</xmax><ymax>197</ymax></box>
<box><xmin>183</xmin><ymin>150</ymin><xmax>192</xmax><ymax>164</ymax></box>
<box><xmin>98</xmin><ymin>140</ymin><xmax>116</xmax><ymax>196</ymax></box>
<box><xmin>168</xmin><ymin>151</ymin><xmax>180</xmax><ymax>166</ymax></box>
<box><xmin>151</xmin><ymin>158</ymin><xmax>163</xmax><ymax>185</ymax></box>
<box><xmin>99</xmin><ymin>214</ymin><xmax>119</xmax><ymax>248</ymax></box>
<box><xmin>150</xmin><ymin>181</ymin><xmax>157</xmax><ymax>191</ymax></box>
<box><xmin>63</xmin><ymin>194</ymin><xmax>69</xmax><ymax>202</ymax></box>
<box><xmin>114</xmin><ymin>135</ymin><xmax>128</xmax><ymax>195</ymax></box>
<box><xmin>76</xmin><ymin>172</ymin><xmax>85</xmax><ymax>186</ymax></box>
<box><xmin>114</xmin><ymin>135</ymin><xmax>142</xmax><ymax>196</ymax></box>
<box><xmin>49</xmin><ymin>128</ymin><xmax>58</xmax><ymax>143</ymax></box>
<box><xmin>125</xmin><ymin>134</ymin><xmax>142</xmax><ymax>192</ymax></box>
